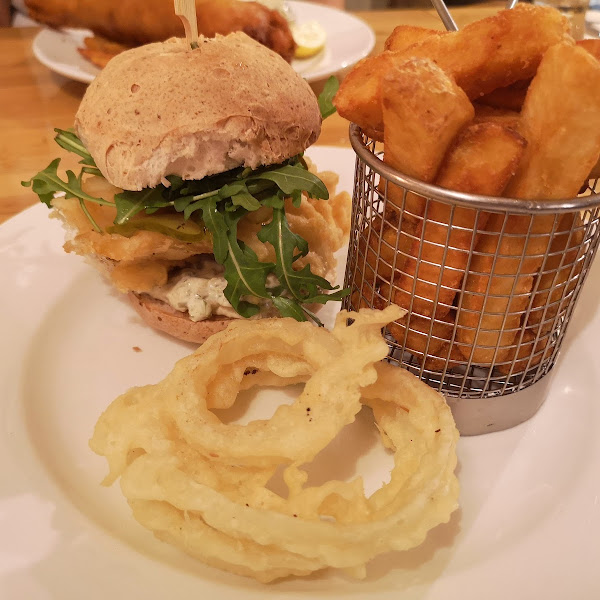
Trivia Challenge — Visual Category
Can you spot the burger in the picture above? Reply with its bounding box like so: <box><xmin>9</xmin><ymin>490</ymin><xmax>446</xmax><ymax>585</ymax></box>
<box><xmin>23</xmin><ymin>33</ymin><xmax>350</xmax><ymax>343</ymax></box>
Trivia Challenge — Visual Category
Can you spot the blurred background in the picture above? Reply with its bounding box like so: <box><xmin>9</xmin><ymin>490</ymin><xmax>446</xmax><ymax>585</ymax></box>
<box><xmin>1</xmin><ymin>0</ymin><xmax>487</xmax><ymax>27</ymax></box>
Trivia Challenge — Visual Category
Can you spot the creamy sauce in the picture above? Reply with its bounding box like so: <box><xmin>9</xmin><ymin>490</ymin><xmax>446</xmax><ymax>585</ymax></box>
<box><xmin>149</xmin><ymin>259</ymin><xmax>279</xmax><ymax>321</ymax></box>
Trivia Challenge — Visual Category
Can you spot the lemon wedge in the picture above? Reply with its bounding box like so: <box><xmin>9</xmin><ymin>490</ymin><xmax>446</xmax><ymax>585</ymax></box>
<box><xmin>292</xmin><ymin>22</ymin><xmax>327</xmax><ymax>59</ymax></box>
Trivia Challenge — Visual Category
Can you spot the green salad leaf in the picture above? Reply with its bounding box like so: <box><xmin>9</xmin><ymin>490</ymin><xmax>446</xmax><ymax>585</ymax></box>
<box><xmin>114</xmin><ymin>188</ymin><xmax>172</xmax><ymax>223</ymax></box>
<box><xmin>195</xmin><ymin>196</ymin><xmax>229</xmax><ymax>264</ymax></box>
<box><xmin>258</xmin><ymin>207</ymin><xmax>349</xmax><ymax>303</ymax></box>
<box><xmin>54</xmin><ymin>128</ymin><xmax>99</xmax><ymax>170</ymax></box>
<box><xmin>318</xmin><ymin>76</ymin><xmax>339</xmax><ymax>120</ymax></box>
<box><xmin>21</xmin><ymin>158</ymin><xmax>106</xmax><ymax>207</ymax></box>
<box><xmin>221</xmin><ymin>210</ymin><xmax>275</xmax><ymax>318</ymax></box>
<box><xmin>271</xmin><ymin>296</ymin><xmax>309</xmax><ymax>322</ymax></box>
<box><xmin>22</xmin><ymin>129</ymin><xmax>348</xmax><ymax>324</ymax></box>
<box><xmin>248</xmin><ymin>164</ymin><xmax>329</xmax><ymax>199</ymax></box>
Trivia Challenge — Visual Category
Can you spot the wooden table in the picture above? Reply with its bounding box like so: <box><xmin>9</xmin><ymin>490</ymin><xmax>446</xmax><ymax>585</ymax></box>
<box><xmin>0</xmin><ymin>3</ymin><xmax>504</xmax><ymax>224</ymax></box>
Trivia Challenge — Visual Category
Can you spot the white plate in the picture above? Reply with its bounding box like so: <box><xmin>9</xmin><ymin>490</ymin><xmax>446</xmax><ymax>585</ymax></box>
<box><xmin>31</xmin><ymin>1</ymin><xmax>375</xmax><ymax>84</ymax></box>
<box><xmin>1</xmin><ymin>147</ymin><xmax>600</xmax><ymax>599</ymax></box>
<box><xmin>586</xmin><ymin>9</ymin><xmax>600</xmax><ymax>36</ymax></box>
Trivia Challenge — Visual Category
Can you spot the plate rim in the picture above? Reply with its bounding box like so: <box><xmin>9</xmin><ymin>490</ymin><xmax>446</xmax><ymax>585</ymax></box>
<box><xmin>30</xmin><ymin>1</ymin><xmax>376</xmax><ymax>84</ymax></box>
<box><xmin>2</xmin><ymin>146</ymin><xmax>600</xmax><ymax>599</ymax></box>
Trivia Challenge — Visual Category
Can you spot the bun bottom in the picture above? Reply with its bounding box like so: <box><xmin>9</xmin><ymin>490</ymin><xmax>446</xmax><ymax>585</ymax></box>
<box><xmin>128</xmin><ymin>292</ymin><xmax>232</xmax><ymax>344</ymax></box>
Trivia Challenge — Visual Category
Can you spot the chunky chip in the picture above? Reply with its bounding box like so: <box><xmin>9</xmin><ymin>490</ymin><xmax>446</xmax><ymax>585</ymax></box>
<box><xmin>505</xmin><ymin>42</ymin><xmax>600</xmax><ymax>200</ymax></box>
<box><xmin>393</xmin><ymin>122</ymin><xmax>526</xmax><ymax>319</ymax></box>
<box><xmin>78</xmin><ymin>35</ymin><xmax>131</xmax><ymax>68</ymax></box>
<box><xmin>384</xmin><ymin>24</ymin><xmax>445</xmax><ymax>52</ymax></box>
<box><xmin>90</xmin><ymin>307</ymin><xmax>459</xmax><ymax>582</ymax></box>
<box><xmin>334</xmin><ymin>4</ymin><xmax>571</xmax><ymax>137</ymax></box>
<box><xmin>382</xmin><ymin>59</ymin><xmax>474</xmax><ymax>219</ymax></box>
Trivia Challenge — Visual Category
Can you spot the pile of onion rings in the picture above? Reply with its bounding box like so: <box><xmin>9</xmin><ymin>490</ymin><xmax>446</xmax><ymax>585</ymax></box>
<box><xmin>90</xmin><ymin>306</ymin><xmax>459</xmax><ymax>582</ymax></box>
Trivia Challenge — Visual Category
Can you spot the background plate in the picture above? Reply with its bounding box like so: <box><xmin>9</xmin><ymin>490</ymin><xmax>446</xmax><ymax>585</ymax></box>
<box><xmin>1</xmin><ymin>147</ymin><xmax>599</xmax><ymax>599</ymax></box>
<box><xmin>31</xmin><ymin>1</ymin><xmax>375</xmax><ymax>84</ymax></box>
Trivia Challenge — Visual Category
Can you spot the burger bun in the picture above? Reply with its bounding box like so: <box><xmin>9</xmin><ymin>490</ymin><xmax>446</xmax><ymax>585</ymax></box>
<box><xmin>75</xmin><ymin>33</ymin><xmax>322</xmax><ymax>190</ymax></box>
<box><xmin>128</xmin><ymin>293</ymin><xmax>231</xmax><ymax>344</ymax></box>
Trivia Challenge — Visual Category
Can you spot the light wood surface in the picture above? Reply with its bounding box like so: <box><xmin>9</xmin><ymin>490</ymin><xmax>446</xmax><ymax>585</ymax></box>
<box><xmin>0</xmin><ymin>4</ymin><xmax>504</xmax><ymax>224</ymax></box>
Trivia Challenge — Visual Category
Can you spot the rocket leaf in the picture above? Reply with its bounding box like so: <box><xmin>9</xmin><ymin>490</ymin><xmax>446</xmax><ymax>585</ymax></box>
<box><xmin>317</xmin><ymin>76</ymin><xmax>339</xmax><ymax>120</ymax></box>
<box><xmin>248</xmin><ymin>164</ymin><xmax>328</xmax><ymax>199</ymax></box>
<box><xmin>53</xmin><ymin>128</ymin><xmax>98</xmax><ymax>167</ymax></box>
<box><xmin>21</xmin><ymin>158</ymin><xmax>111</xmax><ymax>208</ymax></box>
<box><xmin>22</xmin><ymin>130</ymin><xmax>348</xmax><ymax>325</ymax></box>
<box><xmin>114</xmin><ymin>188</ymin><xmax>171</xmax><ymax>224</ymax></box>
<box><xmin>257</xmin><ymin>207</ymin><xmax>347</xmax><ymax>305</ymax></box>
<box><xmin>221</xmin><ymin>210</ymin><xmax>274</xmax><ymax>317</ymax></box>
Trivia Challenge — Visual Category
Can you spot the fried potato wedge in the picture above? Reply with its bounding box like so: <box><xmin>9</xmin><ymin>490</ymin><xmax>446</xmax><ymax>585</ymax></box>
<box><xmin>495</xmin><ymin>328</ymin><xmax>548</xmax><ymax>375</ymax></box>
<box><xmin>476</xmin><ymin>78</ymin><xmax>530</xmax><ymax>112</ymax></box>
<box><xmin>577</xmin><ymin>38</ymin><xmax>600</xmax><ymax>61</ymax></box>
<box><xmin>384</xmin><ymin>24</ymin><xmax>445</xmax><ymax>52</ymax></box>
<box><xmin>455</xmin><ymin>43</ymin><xmax>599</xmax><ymax>365</ymax></box>
<box><xmin>435</xmin><ymin>123</ymin><xmax>526</xmax><ymax>196</ymax></box>
<box><xmin>335</xmin><ymin>4</ymin><xmax>570</xmax><ymax>136</ymax></box>
<box><xmin>527</xmin><ymin>213</ymin><xmax>585</xmax><ymax>327</ymax></box>
<box><xmin>363</xmin><ymin>209</ymin><xmax>416</xmax><ymax>281</ymax></box>
<box><xmin>393</xmin><ymin>123</ymin><xmax>526</xmax><ymax>319</ymax></box>
<box><xmin>382</xmin><ymin>59</ymin><xmax>474</xmax><ymax>217</ymax></box>
<box><xmin>388</xmin><ymin>310</ymin><xmax>456</xmax><ymax>365</ymax></box>
<box><xmin>381</xmin><ymin>59</ymin><xmax>474</xmax><ymax>183</ymax></box>
<box><xmin>424</xmin><ymin>342</ymin><xmax>465</xmax><ymax>372</ymax></box>
<box><xmin>434</xmin><ymin>3</ymin><xmax>571</xmax><ymax>98</ymax></box>
<box><xmin>334</xmin><ymin>52</ymin><xmax>397</xmax><ymax>142</ymax></box>
<box><xmin>572</xmin><ymin>40</ymin><xmax>600</xmax><ymax>177</ymax></box>
<box><xmin>505</xmin><ymin>43</ymin><xmax>600</xmax><ymax>200</ymax></box>
<box><xmin>456</xmin><ymin>212</ymin><xmax>558</xmax><ymax>365</ymax></box>
<box><xmin>338</xmin><ymin>9</ymin><xmax>591</xmax><ymax>375</ymax></box>
<box><xmin>472</xmin><ymin>104</ymin><xmax>521</xmax><ymax>131</ymax></box>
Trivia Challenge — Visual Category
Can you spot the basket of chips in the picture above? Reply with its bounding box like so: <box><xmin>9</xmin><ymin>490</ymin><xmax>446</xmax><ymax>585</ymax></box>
<box><xmin>345</xmin><ymin>126</ymin><xmax>600</xmax><ymax>415</ymax></box>
<box><xmin>335</xmin><ymin>6</ymin><xmax>600</xmax><ymax>433</ymax></box>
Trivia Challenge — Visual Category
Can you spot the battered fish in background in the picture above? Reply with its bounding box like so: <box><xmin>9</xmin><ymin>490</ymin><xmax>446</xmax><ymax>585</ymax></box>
<box><xmin>24</xmin><ymin>0</ymin><xmax>296</xmax><ymax>62</ymax></box>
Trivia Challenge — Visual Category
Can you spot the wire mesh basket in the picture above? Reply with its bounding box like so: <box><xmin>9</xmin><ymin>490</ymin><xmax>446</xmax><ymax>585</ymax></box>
<box><xmin>343</xmin><ymin>125</ymin><xmax>600</xmax><ymax>433</ymax></box>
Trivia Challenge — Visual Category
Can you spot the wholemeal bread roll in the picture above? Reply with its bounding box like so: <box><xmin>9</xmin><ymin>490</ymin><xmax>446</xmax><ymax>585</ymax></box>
<box><xmin>128</xmin><ymin>293</ymin><xmax>231</xmax><ymax>343</ymax></box>
<box><xmin>75</xmin><ymin>33</ymin><xmax>321</xmax><ymax>190</ymax></box>
<box><xmin>36</xmin><ymin>32</ymin><xmax>350</xmax><ymax>345</ymax></box>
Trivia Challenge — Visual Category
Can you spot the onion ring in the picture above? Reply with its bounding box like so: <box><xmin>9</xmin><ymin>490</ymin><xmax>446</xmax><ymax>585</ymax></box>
<box><xmin>90</xmin><ymin>306</ymin><xmax>459</xmax><ymax>582</ymax></box>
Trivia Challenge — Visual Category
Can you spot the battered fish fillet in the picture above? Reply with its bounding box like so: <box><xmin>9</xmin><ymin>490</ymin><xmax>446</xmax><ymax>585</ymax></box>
<box><xmin>52</xmin><ymin>161</ymin><xmax>350</xmax><ymax>295</ymax></box>
<box><xmin>25</xmin><ymin>0</ymin><xmax>296</xmax><ymax>62</ymax></box>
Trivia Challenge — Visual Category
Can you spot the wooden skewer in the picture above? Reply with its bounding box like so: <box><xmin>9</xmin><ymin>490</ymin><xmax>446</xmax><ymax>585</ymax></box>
<box><xmin>174</xmin><ymin>0</ymin><xmax>199</xmax><ymax>49</ymax></box>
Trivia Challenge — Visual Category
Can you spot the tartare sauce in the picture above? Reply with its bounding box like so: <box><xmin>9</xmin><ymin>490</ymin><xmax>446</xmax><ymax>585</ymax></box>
<box><xmin>149</xmin><ymin>260</ymin><xmax>278</xmax><ymax>321</ymax></box>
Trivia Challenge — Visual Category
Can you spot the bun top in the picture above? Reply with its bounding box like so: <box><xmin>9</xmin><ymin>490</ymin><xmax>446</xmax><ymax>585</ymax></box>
<box><xmin>75</xmin><ymin>33</ymin><xmax>321</xmax><ymax>190</ymax></box>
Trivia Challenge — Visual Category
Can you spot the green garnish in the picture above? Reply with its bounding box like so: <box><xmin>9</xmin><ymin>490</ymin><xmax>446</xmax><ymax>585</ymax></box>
<box><xmin>53</xmin><ymin>128</ymin><xmax>98</xmax><ymax>168</ymax></box>
<box><xmin>318</xmin><ymin>76</ymin><xmax>339</xmax><ymax>120</ymax></box>
<box><xmin>22</xmin><ymin>128</ymin><xmax>348</xmax><ymax>324</ymax></box>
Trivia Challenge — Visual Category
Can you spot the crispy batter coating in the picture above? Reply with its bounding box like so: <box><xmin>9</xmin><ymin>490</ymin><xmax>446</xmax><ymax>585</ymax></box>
<box><xmin>25</xmin><ymin>0</ymin><xmax>296</xmax><ymax>62</ymax></box>
<box><xmin>90</xmin><ymin>308</ymin><xmax>459</xmax><ymax>582</ymax></box>
<box><xmin>52</xmin><ymin>164</ymin><xmax>350</xmax><ymax>293</ymax></box>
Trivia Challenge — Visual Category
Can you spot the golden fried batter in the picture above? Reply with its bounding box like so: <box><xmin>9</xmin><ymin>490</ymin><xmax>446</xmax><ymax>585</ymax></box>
<box><xmin>52</xmin><ymin>168</ymin><xmax>350</xmax><ymax>293</ymax></box>
<box><xmin>25</xmin><ymin>0</ymin><xmax>296</xmax><ymax>62</ymax></box>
